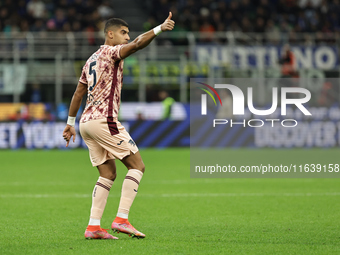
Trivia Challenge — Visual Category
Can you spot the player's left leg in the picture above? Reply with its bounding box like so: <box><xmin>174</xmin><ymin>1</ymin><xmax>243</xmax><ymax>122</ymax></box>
<box><xmin>111</xmin><ymin>151</ymin><xmax>146</xmax><ymax>238</ymax></box>
<box><xmin>85</xmin><ymin>159</ymin><xmax>118</xmax><ymax>239</ymax></box>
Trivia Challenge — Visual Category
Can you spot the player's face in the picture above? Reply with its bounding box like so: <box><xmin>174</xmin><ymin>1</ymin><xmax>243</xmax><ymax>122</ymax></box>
<box><xmin>113</xmin><ymin>26</ymin><xmax>130</xmax><ymax>45</ymax></box>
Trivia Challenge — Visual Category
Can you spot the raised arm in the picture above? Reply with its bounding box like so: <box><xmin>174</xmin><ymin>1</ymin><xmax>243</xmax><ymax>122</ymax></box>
<box><xmin>63</xmin><ymin>81</ymin><xmax>87</xmax><ymax>147</ymax></box>
<box><xmin>120</xmin><ymin>12</ymin><xmax>175</xmax><ymax>59</ymax></box>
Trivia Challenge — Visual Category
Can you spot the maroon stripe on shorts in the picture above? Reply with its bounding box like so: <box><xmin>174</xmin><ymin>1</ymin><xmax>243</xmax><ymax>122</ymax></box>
<box><xmin>107</xmin><ymin>60</ymin><xmax>120</xmax><ymax>136</ymax></box>
<box><xmin>107</xmin><ymin>117</ymin><xmax>119</xmax><ymax>135</ymax></box>
<box><xmin>96</xmin><ymin>182</ymin><xmax>111</xmax><ymax>191</ymax></box>
<box><xmin>125</xmin><ymin>176</ymin><xmax>140</xmax><ymax>185</ymax></box>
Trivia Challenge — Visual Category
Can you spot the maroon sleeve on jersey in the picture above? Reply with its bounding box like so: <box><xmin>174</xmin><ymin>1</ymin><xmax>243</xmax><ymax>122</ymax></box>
<box><xmin>79</xmin><ymin>65</ymin><xmax>88</xmax><ymax>84</ymax></box>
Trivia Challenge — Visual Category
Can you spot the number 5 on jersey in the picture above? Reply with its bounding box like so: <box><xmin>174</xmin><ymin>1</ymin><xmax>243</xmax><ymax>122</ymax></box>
<box><xmin>89</xmin><ymin>61</ymin><xmax>97</xmax><ymax>91</ymax></box>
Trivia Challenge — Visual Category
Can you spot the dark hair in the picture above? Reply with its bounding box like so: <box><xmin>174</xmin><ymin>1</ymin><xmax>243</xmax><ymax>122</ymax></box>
<box><xmin>104</xmin><ymin>18</ymin><xmax>129</xmax><ymax>34</ymax></box>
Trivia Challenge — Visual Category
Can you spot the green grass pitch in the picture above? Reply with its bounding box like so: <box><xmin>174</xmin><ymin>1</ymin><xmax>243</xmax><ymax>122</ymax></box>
<box><xmin>1</xmin><ymin>148</ymin><xmax>340</xmax><ymax>254</ymax></box>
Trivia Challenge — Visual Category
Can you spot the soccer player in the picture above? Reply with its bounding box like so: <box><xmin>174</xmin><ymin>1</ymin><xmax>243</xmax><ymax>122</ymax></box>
<box><xmin>62</xmin><ymin>13</ymin><xmax>175</xmax><ymax>239</ymax></box>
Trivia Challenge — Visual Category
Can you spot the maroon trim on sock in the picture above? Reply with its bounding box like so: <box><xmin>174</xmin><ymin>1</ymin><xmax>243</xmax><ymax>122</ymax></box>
<box><xmin>96</xmin><ymin>182</ymin><xmax>111</xmax><ymax>191</ymax></box>
<box><xmin>125</xmin><ymin>176</ymin><xmax>140</xmax><ymax>185</ymax></box>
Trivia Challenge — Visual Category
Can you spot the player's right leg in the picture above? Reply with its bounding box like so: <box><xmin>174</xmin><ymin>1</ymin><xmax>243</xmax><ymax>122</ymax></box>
<box><xmin>85</xmin><ymin>159</ymin><xmax>118</xmax><ymax>239</ymax></box>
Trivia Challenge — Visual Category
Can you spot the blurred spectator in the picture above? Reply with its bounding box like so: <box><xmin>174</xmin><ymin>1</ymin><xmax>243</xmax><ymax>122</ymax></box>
<box><xmin>259</xmin><ymin>0</ymin><xmax>272</xmax><ymax>17</ymax></box>
<box><xmin>31</xmin><ymin>19</ymin><xmax>45</xmax><ymax>32</ymax></box>
<box><xmin>42</xmin><ymin>109</ymin><xmax>54</xmax><ymax>121</ymax></box>
<box><xmin>56</xmin><ymin>0</ymin><xmax>69</xmax><ymax>12</ymax></box>
<box><xmin>66</xmin><ymin>8</ymin><xmax>77</xmax><ymax>25</ymax></box>
<box><xmin>4</xmin><ymin>0</ymin><xmax>15</xmax><ymax>15</ymax></box>
<box><xmin>239</xmin><ymin>0</ymin><xmax>254</xmax><ymax>18</ymax></box>
<box><xmin>143</xmin><ymin>16</ymin><xmax>157</xmax><ymax>31</ymax></box>
<box><xmin>329</xmin><ymin>13</ymin><xmax>340</xmax><ymax>32</ymax></box>
<box><xmin>279</xmin><ymin>21</ymin><xmax>291</xmax><ymax>34</ymax></box>
<box><xmin>0</xmin><ymin>7</ymin><xmax>9</xmax><ymax>31</ymax></box>
<box><xmin>229</xmin><ymin>21</ymin><xmax>241</xmax><ymax>32</ymax></box>
<box><xmin>27</xmin><ymin>0</ymin><xmax>46</xmax><ymax>19</ymax></box>
<box><xmin>30</xmin><ymin>83</ymin><xmax>42</xmax><ymax>103</ymax></box>
<box><xmin>200</xmin><ymin>20</ymin><xmax>215</xmax><ymax>41</ymax></box>
<box><xmin>254</xmin><ymin>17</ymin><xmax>266</xmax><ymax>33</ymax></box>
<box><xmin>62</xmin><ymin>22</ymin><xmax>72</xmax><ymax>32</ymax></box>
<box><xmin>241</xmin><ymin>17</ymin><xmax>253</xmax><ymax>33</ymax></box>
<box><xmin>229</xmin><ymin>1</ymin><xmax>241</xmax><ymax>22</ymax></box>
<box><xmin>72</xmin><ymin>0</ymin><xmax>85</xmax><ymax>13</ymax></box>
<box><xmin>8</xmin><ymin>110</ymin><xmax>22</xmax><ymax>121</ymax></box>
<box><xmin>98</xmin><ymin>1</ymin><xmax>115</xmax><ymax>19</ymax></box>
<box><xmin>211</xmin><ymin>10</ymin><xmax>221</xmax><ymax>30</ymax></box>
<box><xmin>299</xmin><ymin>0</ymin><xmax>322</xmax><ymax>7</ymax></box>
<box><xmin>46</xmin><ymin>19</ymin><xmax>56</xmax><ymax>32</ymax></box>
<box><xmin>318</xmin><ymin>81</ymin><xmax>337</xmax><ymax>106</ymax></box>
<box><xmin>159</xmin><ymin>90</ymin><xmax>175</xmax><ymax>120</ymax></box>
<box><xmin>53</xmin><ymin>9</ymin><xmax>66</xmax><ymax>30</ymax></box>
<box><xmin>265</xmin><ymin>20</ymin><xmax>280</xmax><ymax>43</ymax></box>
<box><xmin>72</xmin><ymin>20</ymin><xmax>82</xmax><ymax>32</ymax></box>
<box><xmin>279</xmin><ymin>44</ymin><xmax>297</xmax><ymax>77</ymax></box>
<box><xmin>135</xmin><ymin>106</ymin><xmax>144</xmax><ymax>120</ymax></box>
<box><xmin>17</xmin><ymin>0</ymin><xmax>27</xmax><ymax>17</ymax></box>
<box><xmin>3</xmin><ymin>17</ymin><xmax>19</xmax><ymax>35</ymax></box>
<box><xmin>331</xmin><ymin>0</ymin><xmax>340</xmax><ymax>14</ymax></box>
<box><xmin>320</xmin><ymin>0</ymin><xmax>329</xmax><ymax>17</ymax></box>
<box><xmin>20</xmin><ymin>19</ymin><xmax>30</xmax><ymax>32</ymax></box>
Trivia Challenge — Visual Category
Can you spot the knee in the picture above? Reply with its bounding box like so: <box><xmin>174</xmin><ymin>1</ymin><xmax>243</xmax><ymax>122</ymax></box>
<box><xmin>140</xmin><ymin>163</ymin><xmax>145</xmax><ymax>173</ymax></box>
<box><xmin>104</xmin><ymin>172</ymin><xmax>116</xmax><ymax>181</ymax></box>
<box><xmin>133</xmin><ymin>162</ymin><xmax>145</xmax><ymax>173</ymax></box>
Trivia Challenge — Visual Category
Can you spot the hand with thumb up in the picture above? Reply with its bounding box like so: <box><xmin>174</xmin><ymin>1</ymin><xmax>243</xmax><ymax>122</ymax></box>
<box><xmin>161</xmin><ymin>12</ymin><xmax>175</xmax><ymax>32</ymax></box>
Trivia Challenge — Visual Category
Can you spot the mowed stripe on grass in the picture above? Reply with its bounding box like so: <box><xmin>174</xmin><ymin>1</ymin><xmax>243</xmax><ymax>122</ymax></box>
<box><xmin>2</xmin><ymin>192</ymin><xmax>340</xmax><ymax>198</ymax></box>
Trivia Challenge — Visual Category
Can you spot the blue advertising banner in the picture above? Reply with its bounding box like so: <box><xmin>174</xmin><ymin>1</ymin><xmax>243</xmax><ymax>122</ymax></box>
<box><xmin>1</xmin><ymin>115</ymin><xmax>340</xmax><ymax>149</ymax></box>
<box><xmin>0</xmin><ymin>120</ymin><xmax>190</xmax><ymax>149</ymax></box>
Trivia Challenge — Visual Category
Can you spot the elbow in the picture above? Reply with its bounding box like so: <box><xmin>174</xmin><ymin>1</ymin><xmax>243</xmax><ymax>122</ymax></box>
<box><xmin>74</xmin><ymin>91</ymin><xmax>85</xmax><ymax>101</ymax></box>
<box><xmin>134</xmin><ymin>38</ymin><xmax>146</xmax><ymax>51</ymax></box>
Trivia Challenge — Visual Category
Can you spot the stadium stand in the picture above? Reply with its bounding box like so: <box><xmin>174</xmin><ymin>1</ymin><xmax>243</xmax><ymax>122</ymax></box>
<box><xmin>0</xmin><ymin>0</ymin><xmax>147</xmax><ymax>32</ymax></box>
<box><xmin>146</xmin><ymin>0</ymin><xmax>338</xmax><ymax>33</ymax></box>
<box><xmin>1</xmin><ymin>0</ymin><xmax>338</xmax><ymax>34</ymax></box>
